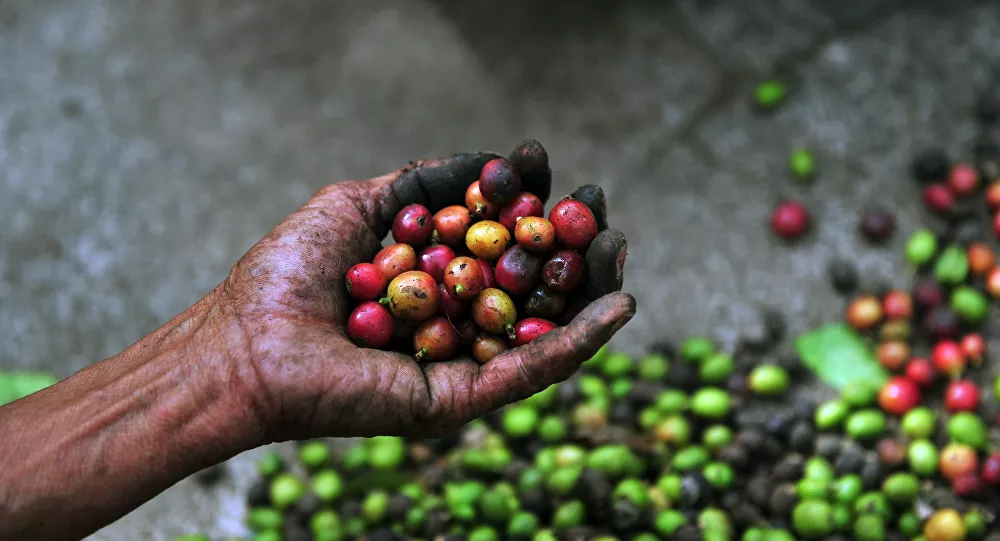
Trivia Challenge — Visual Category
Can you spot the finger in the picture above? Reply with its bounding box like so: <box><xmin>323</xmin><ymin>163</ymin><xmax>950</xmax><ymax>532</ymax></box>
<box><xmin>368</xmin><ymin>152</ymin><xmax>502</xmax><ymax>238</ymax></box>
<box><xmin>585</xmin><ymin>228</ymin><xmax>628</xmax><ymax>300</ymax></box>
<box><xmin>468</xmin><ymin>291</ymin><xmax>636</xmax><ymax>415</ymax></box>
<box><xmin>570</xmin><ymin>184</ymin><xmax>608</xmax><ymax>231</ymax></box>
<box><xmin>508</xmin><ymin>139</ymin><xmax>553</xmax><ymax>203</ymax></box>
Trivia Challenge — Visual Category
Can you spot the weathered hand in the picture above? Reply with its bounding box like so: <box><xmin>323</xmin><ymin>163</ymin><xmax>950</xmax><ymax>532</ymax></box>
<box><xmin>221</xmin><ymin>140</ymin><xmax>636</xmax><ymax>442</ymax></box>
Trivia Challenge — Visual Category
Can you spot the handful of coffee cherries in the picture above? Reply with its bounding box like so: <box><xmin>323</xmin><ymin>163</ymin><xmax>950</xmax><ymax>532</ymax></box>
<box><xmin>344</xmin><ymin>141</ymin><xmax>623</xmax><ymax>364</ymax></box>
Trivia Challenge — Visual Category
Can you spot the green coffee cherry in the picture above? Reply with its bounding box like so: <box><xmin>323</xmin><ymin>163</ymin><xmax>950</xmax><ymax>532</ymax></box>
<box><xmin>789</xmin><ymin>148</ymin><xmax>816</xmax><ymax>181</ymax></box>
<box><xmin>845</xmin><ymin>409</ymin><xmax>886</xmax><ymax>440</ymax></box>
<box><xmin>538</xmin><ymin>415</ymin><xmax>568</xmax><ymax>443</ymax></box>
<box><xmin>507</xmin><ymin>512</ymin><xmax>539</xmax><ymax>540</ymax></box>
<box><xmin>298</xmin><ymin>441</ymin><xmax>331</xmax><ymax>471</ymax></box>
<box><xmin>700</xmin><ymin>353</ymin><xmax>734</xmax><ymax>383</ymax></box>
<box><xmin>702</xmin><ymin>425</ymin><xmax>734</xmax><ymax>451</ymax></box>
<box><xmin>905</xmin><ymin>229</ymin><xmax>938</xmax><ymax>266</ymax></box>
<box><xmin>503</xmin><ymin>405</ymin><xmax>540</xmax><ymax>438</ymax></box>
<box><xmin>654</xmin><ymin>390</ymin><xmax>689</xmax><ymax>415</ymax></box>
<box><xmin>681</xmin><ymin>337</ymin><xmax>715</xmax><ymax>362</ymax></box>
<box><xmin>546</xmin><ymin>467</ymin><xmax>582</xmax><ymax>496</ymax></box>
<box><xmin>952</xmin><ymin>286</ymin><xmax>988</xmax><ymax>322</ymax></box>
<box><xmin>552</xmin><ymin>501</ymin><xmax>585</xmax><ymax>532</ymax></box>
<box><xmin>792</xmin><ymin>500</ymin><xmax>834</xmax><ymax>538</ymax></box>
<box><xmin>882</xmin><ymin>473</ymin><xmax>919</xmax><ymax>504</ymax></box>
<box><xmin>368</xmin><ymin>436</ymin><xmax>406</xmax><ymax>470</ymax></box>
<box><xmin>479</xmin><ymin>490</ymin><xmax>514</xmax><ymax>523</ymax></box>
<box><xmin>935</xmin><ymin>245</ymin><xmax>969</xmax><ymax>285</ymax></box>
<box><xmin>653</xmin><ymin>510</ymin><xmax>687</xmax><ymax>538</ymax></box>
<box><xmin>613</xmin><ymin>478</ymin><xmax>650</xmax><ymax>508</ymax></box>
<box><xmin>311</xmin><ymin>510</ymin><xmax>342</xmax><ymax>536</ymax></box>
<box><xmin>247</xmin><ymin>508</ymin><xmax>283</xmax><ymax>531</ymax></box>
<box><xmin>901</xmin><ymin>407</ymin><xmax>937</xmax><ymax>439</ymax></box>
<box><xmin>270</xmin><ymin>473</ymin><xmax>305</xmax><ymax>509</ymax></box>
<box><xmin>754</xmin><ymin>80</ymin><xmax>787</xmax><ymax>109</ymax></box>
<box><xmin>703</xmin><ymin>462</ymin><xmax>734</xmax><ymax>490</ymax></box>
<box><xmin>524</xmin><ymin>384</ymin><xmax>557</xmax><ymax>410</ymax></box>
<box><xmin>672</xmin><ymin>446</ymin><xmax>710</xmax><ymax>472</ymax></box>
<box><xmin>690</xmin><ymin>388</ymin><xmax>731</xmax><ymax>419</ymax></box>
<box><xmin>853</xmin><ymin>513</ymin><xmax>886</xmax><ymax>541</ymax></box>
<box><xmin>312</xmin><ymin>470</ymin><xmax>344</xmax><ymax>503</ymax></box>
<box><xmin>469</xmin><ymin>526</ymin><xmax>499</xmax><ymax>541</ymax></box>
<box><xmin>638</xmin><ymin>354</ymin><xmax>670</xmax><ymax>381</ymax></box>
<box><xmin>341</xmin><ymin>444</ymin><xmax>368</xmax><ymax>471</ymax></box>
<box><xmin>610</xmin><ymin>378</ymin><xmax>632</xmax><ymax>400</ymax></box>
<box><xmin>814</xmin><ymin>400</ymin><xmax>849</xmax><ymax>430</ymax></box>
<box><xmin>748</xmin><ymin>365</ymin><xmax>790</xmax><ymax>396</ymax></box>
<box><xmin>908</xmin><ymin>440</ymin><xmax>938</xmax><ymax>476</ymax></box>
<box><xmin>831</xmin><ymin>475</ymin><xmax>863</xmax><ymax>504</ymax></box>
<box><xmin>362</xmin><ymin>490</ymin><xmax>390</xmax><ymax>524</ymax></box>
<box><xmin>256</xmin><ymin>451</ymin><xmax>285</xmax><ymax>478</ymax></box>
<box><xmin>948</xmin><ymin>412</ymin><xmax>988</xmax><ymax>449</ymax></box>
<box><xmin>602</xmin><ymin>352</ymin><xmax>634</xmax><ymax>378</ymax></box>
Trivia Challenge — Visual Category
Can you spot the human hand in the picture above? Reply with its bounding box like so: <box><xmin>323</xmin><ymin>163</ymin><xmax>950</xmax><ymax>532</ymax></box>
<box><xmin>219</xmin><ymin>140</ymin><xmax>635</xmax><ymax>442</ymax></box>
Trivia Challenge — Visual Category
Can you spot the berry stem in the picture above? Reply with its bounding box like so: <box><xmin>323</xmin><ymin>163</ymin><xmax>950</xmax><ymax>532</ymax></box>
<box><xmin>475</xmin><ymin>202</ymin><xmax>488</xmax><ymax>215</ymax></box>
<box><xmin>505</xmin><ymin>322</ymin><xmax>516</xmax><ymax>341</ymax></box>
<box><xmin>378</xmin><ymin>296</ymin><xmax>391</xmax><ymax>306</ymax></box>
<box><xmin>415</xmin><ymin>348</ymin><xmax>428</xmax><ymax>361</ymax></box>
<box><xmin>453</xmin><ymin>284</ymin><xmax>465</xmax><ymax>296</ymax></box>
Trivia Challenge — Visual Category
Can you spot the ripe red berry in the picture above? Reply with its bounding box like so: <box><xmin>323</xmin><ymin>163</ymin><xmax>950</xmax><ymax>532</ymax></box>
<box><xmin>431</xmin><ymin>206</ymin><xmax>473</xmax><ymax>248</ymax></box>
<box><xmin>510</xmin><ymin>318</ymin><xmax>558</xmax><ymax>347</ymax></box>
<box><xmin>877</xmin><ymin>377</ymin><xmax>922</xmax><ymax>415</ymax></box>
<box><xmin>905</xmin><ymin>358</ymin><xmax>935</xmax><ymax>388</ymax></box>
<box><xmin>437</xmin><ymin>283</ymin><xmax>468</xmax><ymax>321</ymax></box>
<box><xmin>986</xmin><ymin>181</ymin><xmax>1000</xmax><ymax>211</ymax></box>
<box><xmin>548</xmin><ymin>199</ymin><xmax>599</xmax><ymax>250</ymax></box>
<box><xmin>961</xmin><ymin>333</ymin><xmax>986</xmax><ymax>366</ymax></box>
<box><xmin>988</xmin><ymin>267</ymin><xmax>1000</xmax><ymax>299</ymax></box>
<box><xmin>413</xmin><ymin>316</ymin><xmax>460</xmax><ymax>361</ymax></box>
<box><xmin>392</xmin><ymin>204</ymin><xmax>434</xmax><ymax>247</ymax></box>
<box><xmin>981</xmin><ymin>452</ymin><xmax>1000</xmax><ymax>485</ymax></box>
<box><xmin>922</xmin><ymin>183</ymin><xmax>954</xmax><ymax>213</ymax></box>
<box><xmin>770</xmin><ymin>201</ymin><xmax>810</xmax><ymax>239</ymax></box>
<box><xmin>948</xmin><ymin>162</ymin><xmax>979</xmax><ymax>196</ymax></box>
<box><xmin>345</xmin><ymin>263</ymin><xmax>388</xmax><ymax>302</ymax></box>
<box><xmin>542</xmin><ymin>250</ymin><xmax>586</xmax><ymax>293</ymax></box>
<box><xmin>417</xmin><ymin>245</ymin><xmax>456</xmax><ymax>283</ymax></box>
<box><xmin>876</xmin><ymin>341</ymin><xmax>910</xmax><ymax>371</ymax></box>
<box><xmin>882</xmin><ymin>290</ymin><xmax>913</xmax><ymax>320</ymax></box>
<box><xmin>476</xmin><ymin>259</ymin><xmax>497</xmax><ymax>289</ymax></box>
<box><xmin>953</xmin><ymin>472</ymin><xmax>985</xmax><ymax>497</ymax></box>
<box><xmin>498</xmin><ymin>192</ymin><xmax>544</xmax><ymax>232</ymax></box>
<box><xmin>347</xmin><ymin>301</ymin><xmax>395</xmax><ymax>348</ymax></box>
<box><xmin>944</xmin><ymin>380</ymin><xmax>981</xmax><ymax>412</ymax></box>
<box><xmin>912</xmin><ymin>279</ymin><xmax>944</xmax><ymax>311</ymax></box>
<box><xmin>479</xmin><ymin>158</ymin><xmax>522</xmax><ymax>205</ymax></box>
<box><xmin>967</xmin><ymin>243</ymin><xmax>996</xmax><ymax>276</ymax></box>
<box><xmin>846</xmin><ymin>296</ymin><xmax>883</xmax><ymax>330</ymax></box>
<box><xmin>941</xmin><ymin>443</ymin><xmax>979</xmax><ymax>481</ymax></box>
<box><xmin>932</xmin><ymin>341</ymin><xmax>966</xmax><ymax>377</ymax></box>
<box><xmin>495</xmin><ymin>245</ymin><xmax>543</xmax><ymax>295</ymax></box>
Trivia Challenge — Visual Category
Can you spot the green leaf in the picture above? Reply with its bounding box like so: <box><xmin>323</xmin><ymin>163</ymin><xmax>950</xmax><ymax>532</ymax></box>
<box><xmin>795</xmin><ymin>323</ymin><xmax>888</xmax><ymax>390</ymax></box>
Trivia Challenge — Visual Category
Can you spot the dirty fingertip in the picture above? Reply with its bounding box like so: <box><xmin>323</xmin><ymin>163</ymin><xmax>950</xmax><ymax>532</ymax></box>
<box><xmin>585</xmin><ymin>229</ymin><xmax>628</xmax><ymax>300</ymax></box>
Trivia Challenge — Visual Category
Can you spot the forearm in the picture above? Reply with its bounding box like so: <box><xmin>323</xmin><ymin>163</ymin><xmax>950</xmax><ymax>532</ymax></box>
<box><xmin>0</xmin><ymin>290</ymin><xmax>264</xmax><ymax>541</ymax></box>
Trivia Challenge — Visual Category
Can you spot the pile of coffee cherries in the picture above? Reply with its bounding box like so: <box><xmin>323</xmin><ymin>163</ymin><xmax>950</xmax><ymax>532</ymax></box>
<box><xmin>344</xmin><ymin>154</ymin><xmax>603</xmax><ymax>364</ymax></box>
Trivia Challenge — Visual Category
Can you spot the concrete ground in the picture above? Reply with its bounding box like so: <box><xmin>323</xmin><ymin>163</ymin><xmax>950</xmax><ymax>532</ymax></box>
<box><xmin>1</xmin><ymin>0</ymin><xmax>999</xmax><ymax>538</ymax></box>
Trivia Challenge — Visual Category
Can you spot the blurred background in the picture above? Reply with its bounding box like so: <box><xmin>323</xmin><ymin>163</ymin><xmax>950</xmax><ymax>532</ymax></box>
<box><xmin>0</xmin><ymin>0</ymin><xmax>998</xmax><ymax>538</ymax></box>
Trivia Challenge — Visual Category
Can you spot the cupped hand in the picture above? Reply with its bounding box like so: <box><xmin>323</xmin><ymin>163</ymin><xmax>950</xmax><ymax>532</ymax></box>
<box><xmin>220</xmin><ymin>141</ymin><xmax>635</xmax><ymax>442</ymax></box>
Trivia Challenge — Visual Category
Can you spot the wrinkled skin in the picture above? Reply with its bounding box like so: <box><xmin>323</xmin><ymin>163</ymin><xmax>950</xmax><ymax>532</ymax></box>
<box><xmin>224</xmin><ymin>148</ymin><xmax>635</xmax><ymax>441</ymax></box>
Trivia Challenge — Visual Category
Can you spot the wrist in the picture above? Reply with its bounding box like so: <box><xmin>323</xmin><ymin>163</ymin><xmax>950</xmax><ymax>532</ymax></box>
<box><xmin>0</xmin><ymin>288</ymin><xmax>266</xmax><ymax>540</ymax></box>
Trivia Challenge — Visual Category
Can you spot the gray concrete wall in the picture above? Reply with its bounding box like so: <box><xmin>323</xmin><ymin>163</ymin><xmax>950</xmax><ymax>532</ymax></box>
<box><xmin>1</xmin><ymin>0</ymin><xmax>998</xmax><ymax>538</ymax></box>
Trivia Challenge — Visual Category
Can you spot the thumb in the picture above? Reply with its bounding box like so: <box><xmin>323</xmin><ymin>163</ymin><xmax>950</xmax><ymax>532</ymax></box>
<box><xmin>470</xmin><ymin>291</ymin><xmax>637</xmax><ymax>414</ymax></box>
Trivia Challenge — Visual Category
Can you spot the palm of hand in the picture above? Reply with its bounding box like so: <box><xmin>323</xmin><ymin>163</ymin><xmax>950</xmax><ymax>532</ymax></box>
<box><xmin>218</xmin><ymin>149</ymin><xmax>634</xmax><ymax>442</ymax></box>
